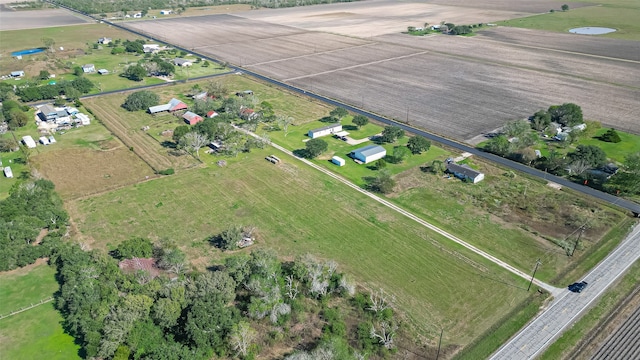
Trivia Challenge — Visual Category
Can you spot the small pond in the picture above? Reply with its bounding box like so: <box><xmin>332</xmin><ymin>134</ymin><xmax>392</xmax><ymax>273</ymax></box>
<box><xmin>11</xmin><ymin>48</ymin><xmax>46</xmax><ymax>56</ymax></box>
<box><xmin>569</xmin><ymin>27</ymin><xmax>616</xmax><ymax>35</ymax></box>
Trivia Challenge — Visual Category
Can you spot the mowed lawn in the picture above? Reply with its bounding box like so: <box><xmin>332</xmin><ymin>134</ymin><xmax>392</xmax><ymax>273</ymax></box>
<box><xmin>68</xmin><ymin>147</ymin><xmax>530</xmax><ymax>345</ymax></box>
<box><xmin>0</xmin><ymin>263</ymin><xmax>80</xmax><ymax>360</ymax></box>
<box><xmin>497</xmin><ymin>3</ymin><xmax>640</xmax><ymax>40</ymax></box>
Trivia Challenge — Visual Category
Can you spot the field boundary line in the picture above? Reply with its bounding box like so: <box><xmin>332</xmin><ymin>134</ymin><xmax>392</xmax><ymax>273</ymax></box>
<box><xmin>236</xmin><ymin>126</ymin><xmax>561</xmax><ymax>295</ymax></box>
<box><xmin>0</xmin><ymin>297</ymin><xmax>54</xmax><ymax>320</ymax></box>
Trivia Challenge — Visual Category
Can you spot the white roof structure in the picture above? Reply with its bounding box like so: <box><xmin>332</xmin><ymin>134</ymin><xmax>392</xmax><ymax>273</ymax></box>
<box><xmin>48</xmin><ymin>136</ymin><xmax>56</xmax><ymax>143</ymax></box>
<box><xmin>22</xmin><ymin>135</ymin><xmax>36</xmax><ymax>148</ymax></box>
<box><xmin>39</xmin><ymin>136</ymin><xmax>50</xmax><ymax>145</ymax></box>
<box><xmin>4</xmin><ymin>167</ymin><xmax>13</xmax><ymax>178</ymax></box>
<box><xmin>75</xmin><ymin>113</ymin><xmax>91</xmax><ymax>125</ymax></box>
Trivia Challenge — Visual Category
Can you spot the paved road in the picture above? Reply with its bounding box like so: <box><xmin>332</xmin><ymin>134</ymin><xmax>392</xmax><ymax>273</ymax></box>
<box><xmin>54</xmin><ymin>3</ymin><xmax>640</xmax><ymax>216</ymax></box>
<box><xmin>490</xmin><ymin>222</ymin><xmax>640</xmax><ymax>360</ymax></box>
<box><xmin>236</xmin><ymin>126</ymin><xmax>561</xmax><ymax>295</ymax></box>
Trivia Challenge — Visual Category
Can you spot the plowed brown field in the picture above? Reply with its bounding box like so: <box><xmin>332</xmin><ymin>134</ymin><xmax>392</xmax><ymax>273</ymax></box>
<box><xmin>126</xmin><ymin>1</ymin><xmax>640</xmax><ymax>141</ymax></box>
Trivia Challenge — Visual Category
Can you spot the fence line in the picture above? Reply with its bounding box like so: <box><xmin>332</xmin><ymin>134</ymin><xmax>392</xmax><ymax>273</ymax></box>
<box><xmin>0</xmin><ymin>297</ymin><xmax>54</xmax><ymax>320</ymax></box>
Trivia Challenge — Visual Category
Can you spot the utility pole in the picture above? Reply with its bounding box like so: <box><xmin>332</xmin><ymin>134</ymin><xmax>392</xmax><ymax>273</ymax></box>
<box><xmin>528</xmin><ymin>259</ymin><xmax>541</xmax><ymax>291</ymax></box>
<box><xmin>436</xmin><ymin>328</ymin><xmax>444</xmax><ymax>360</ymax></box>
<box><xmin>570</xmin><ymin>226</ymin><xmax>585</xmax><ymax>257</ymax></box>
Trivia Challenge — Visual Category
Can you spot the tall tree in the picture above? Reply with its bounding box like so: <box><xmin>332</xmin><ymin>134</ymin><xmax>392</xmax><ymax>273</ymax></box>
<box><xmin>381</xmin><ymin>126</ymin><xmax>405</xmax><ymax>143</ymax></box>
<box><xmin>352</xmin><ymin>115</ymin><xmax>369</xmax><ymax>129</ymax></box>
<box><xmin>407</xmin><ymin>136</ymin><xmax>431</xmax><ymax>154</ymax></box>
<box><xmin>568</xmin><ymin>145</ymin><xmax>607</xmax><ymax>168</ymax></box>
<box><xmin>329</xmin><ymin>107</ymin><xmax>348</xmax><ymax>121</ymax></box>
<box><xmin>548</xmin><ymin>103</ymin><xmax>583</xmax><ymax>126</ymax></box>
<box><xmin>305</xmin><ymin>138</ymin><xmax>328</xmax><ymax>158</ymax></box>
<box><xmin>122</xmin><ymin>64</ymin><xmax>147</xmax><ymax>81</ymax></box>
<box><xmin>179</xmin><ymin>132</ymin><xmax>208</xmax><ymax>158</ymax></box>
<box><xmin>122</xmin><ymin>91</ymin><xmax>159</xmax><ymax>111</ymax></box>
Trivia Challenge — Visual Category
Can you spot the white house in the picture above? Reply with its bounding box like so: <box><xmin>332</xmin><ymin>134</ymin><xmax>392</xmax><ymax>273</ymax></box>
<box><xmin>98</xmin><ymin>37</ymin><xmax>112</xmax><ymax>44</ymax></box>
<box><xmin>10</xmin><ymin>70</ymin><xmax>25</xmax><ymax>77</ymax></box>
<box><xmin>22</xmin><ymin>135</ymin><xmax>36</xmax><ymax>148</ymax></box>
<box><xmin>98</xmin><ymin>69</ymin><xmax>109</xmax><ymax>75</ymax></box>
<box><xmin>331</xmin><ymin>156</ymin><xmax>346</xmax><ymax>167</ymax></box>
<box><xmin>75</xmin><ymin>113</ymin><xmax>91</xmax><ymax>125</ymax></box>
<box><xmin>173</xmin><ymin>58</ymin><xmax>193</xmax><ymax>67</ymax></box>
<box><xmin>160</xmin><ymin>9</ymin><xmax>172</xmax><ymax>15</ymax></box>
<box><xmin>82</xmin><ymin>64</ymin><xmax>96</xmax><ymax>73</ymax></box>
<box><xmin>143</xmin><ymin>44</ymin><xmax>161</xmax><ymax>53</ymax></box>
<box><xmin>4</xmin><ymin>166</ymin><xmax>13</xmax><ymax>178</ymax></box>
<box><xmin>350</xmin><ymin>145</ymin><xmax>386</xmax><ymax>164</ymax></box>
<box><xmin>308</xmin><ymin>123</ymin><xmax>342</xmax><ymax>139</ymax></box>
<box><xmin>446</xmin><ymin>163</ymin><xmax>485</xmax><ymax>183</ymax></box>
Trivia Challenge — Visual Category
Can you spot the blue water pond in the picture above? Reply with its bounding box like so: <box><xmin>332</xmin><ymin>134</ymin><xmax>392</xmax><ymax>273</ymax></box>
<box><xmin>11</xmin><ymin>48</ymin><xmax>46</xmax><ymax>56</ymax></box>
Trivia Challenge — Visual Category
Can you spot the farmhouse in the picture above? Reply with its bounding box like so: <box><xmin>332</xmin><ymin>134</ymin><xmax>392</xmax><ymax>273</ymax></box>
<box><xmin>97</xmin><ymin>69</ymin><xmax>109</xmax><ymax>75</ymax></box>
<box><xmin>192</xmin><ymin>91</ymin><xmax>208</xmax><ymax>100</ymax></box>
<box><xmin>173</xmin><ymin>58</ymin><xmax>192</xmax><ymax>67</ymax></box>
<box><xmin>10</xmin><ymin>70</ymin><xmax>25</xmax><ymax>77</ymax></box>
<box><xmin>148</xmin><ymin>98</ymin><xmax>188</xmax><ymax>114</ymax></box>
<box><xmin>446</xmin><ymin>163</ymin><xmax>485</xmax><ymax>183</ymax></box>
<box><xmin>97</xmin><ymin>37</ymin><xmax>111</xmax><ymax>44</ymax></box>
<box><xmin>350</xmin><ymin>145</ymin><xmax>386</xmax><ymax>164</ymax></box>
<box><xmin>82</xmin><ymin>64</ymin><xmax>96</xmax><ymax>73</ymax></box>
<box><xmin>183</xmin><ymin>111</ymin><xmax>203</xmax><ymax>125</ymax></box>
<box><xmin>308</xmin><ymin>123</ymin><xmax>342</xmax><ymax>139</ymax></box>
<box><xmin>38</xmin><ymin>104</ymin><xmax>58</xmax><ymax>121</ymax></box>
<box><xmin>160</xmin><ymin>9</ymin><xmax>172</xmax><ymax>15</ymax></box>
<box><xmin>22</xmin><ymin>135</ymin><xmax>36</xmax><ymax>149</ymax></box>
<box><xmin>4</xmin><ymin>166</ymin><xmax>13</xmax><ymax>178</ymax></box>
<box><xmin>240</xmin><ymin>108</ymin><xmax>258</xmax><ymax>120</ymax></box>
<box><xmin>143</xmin><ymin>44</ymin><xmax>160</xmax><ymax>53</ymax></box>
<box><xmin>207</xmin><ymin>110</ymin><xmax>219</xmax><ymax>118</ymax></box>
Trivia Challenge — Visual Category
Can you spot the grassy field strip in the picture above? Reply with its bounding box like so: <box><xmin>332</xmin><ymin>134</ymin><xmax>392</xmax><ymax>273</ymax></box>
<box><xmin>240</xmin><ymin>126</ymin><xmax>561</xmax><ymax>294</ymax></box>
<box><xmin>0</xmin><ymin>297</ymin><xmax>53</xmax><ymax>320</ymax></box>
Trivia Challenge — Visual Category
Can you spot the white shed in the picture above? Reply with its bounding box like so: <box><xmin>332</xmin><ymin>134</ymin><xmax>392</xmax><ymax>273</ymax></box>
<box><xmin>350</xmin><ymin>145</ymin><xmax>386</xmax><ymax>164</ymax></box>
<box><xmin>308</xmin><ymin>123</ymin><xmax>342</xmax><ymax>139</ymax></box>
<box><xmin>331</xmin><ymin>156</ymin><xmax>346</xmax><ymax>167</ymax></box>
<box><xmin>39</xmin><ymin>136</ymin><xmax>50</xmax><ymax>145</ymax></box>
<box><xmin>4</xmin><ymin>167</ymin><xmax>13</xmax><ymax>178</ymax></box>
<box><xmin>22</xmin><ymin>135</ymin><xmax>37</xmax><ymax>148</ymax></box>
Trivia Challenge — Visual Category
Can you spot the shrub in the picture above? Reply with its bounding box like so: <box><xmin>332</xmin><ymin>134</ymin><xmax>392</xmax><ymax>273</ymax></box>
<box><xmin>158</xmin><ymin>168</ymin><xmax>175</xmax><ymax>175</ymax></box>
<box><xmin>601</xmin><ymin>128</ymin><xmax>621</xmax><ymax>143</ymax></box>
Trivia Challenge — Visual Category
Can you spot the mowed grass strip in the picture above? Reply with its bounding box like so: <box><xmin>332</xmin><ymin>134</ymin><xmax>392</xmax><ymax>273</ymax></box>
<box><xmin>497</xmin><ymin>5</ymin><xmax>640</xmax><ymax>40</ymax></box>
<box><xmin>83</xmin><ymin>95</ymin><xmax>200</xmax><ymax>171</ymax></box>
<box><xmin>0</xmin><ymin>263</ymin><xmax>80</xmax><ymax>360</ymax></box>
<box><xmin>68</xmin><ymin>148</ymin><xmax>529</xmax><ymax>345</ymax></box>
<box><xmin>0</xmin><ymin>302</ymin><xmax>80</xmax><ymax>360</ymax></box>
<box><xmin>0</xmin><ymin>262</ymin><xmax>57</xmax><ymax>314</ymax></box>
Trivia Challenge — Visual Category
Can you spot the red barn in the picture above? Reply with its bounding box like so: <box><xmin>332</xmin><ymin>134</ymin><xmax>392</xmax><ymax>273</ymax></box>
<box><xmin>183</xmin><ymin>111</ymin><xmax>203</xmax><ymax>125</ymax></box>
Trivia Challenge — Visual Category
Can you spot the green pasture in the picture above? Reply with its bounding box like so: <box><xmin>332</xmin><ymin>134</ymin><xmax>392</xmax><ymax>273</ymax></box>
<box><xmin>263</xmin><ymin>116</ymin><xmax>450</xmax><ymax>186</ymax></box>
<box><xmin>497</xmin><ymin>2</ymin><xmax>640</xmax><ymax>40</ymax></box>
<box><xmin>69</xmin><ymin>147</ymin><xmax>531</xmax><ymax>345</ymax></box>
<box><xmin>0</xmin><ymin>263</ymin><xmax>58</xmax><ymax>313</ymax></box>
<box><xmin>0</xmin><ymin>263</ymin><xmax>80</xmax><ymax>360</ymax></box>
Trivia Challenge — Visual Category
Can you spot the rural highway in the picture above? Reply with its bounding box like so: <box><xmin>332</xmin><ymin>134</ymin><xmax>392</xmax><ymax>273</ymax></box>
<box><xmin>490</xmin><ymin>222</ymin><xmax>640</xmax><ymax>360</ymax></box>
<box><xmin>55</xmin><ymin>3</ymin><xmax>640</xmax><ymax>216</ymax></box>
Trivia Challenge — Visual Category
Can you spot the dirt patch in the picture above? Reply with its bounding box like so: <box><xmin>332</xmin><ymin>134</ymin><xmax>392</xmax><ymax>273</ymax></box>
<box><xmin>32</xmin><ymin>146</ymin><xmax>155</xmax><ymax>200</ymax></box>
<box><xmin>0</xmin><ymin>258</ymin><xmax>49</xmax><ymax>276</ymax></box>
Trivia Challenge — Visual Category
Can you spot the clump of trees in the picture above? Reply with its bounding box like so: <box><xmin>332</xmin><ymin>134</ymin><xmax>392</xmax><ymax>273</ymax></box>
<box><xmin>16</xmin><ymin>77</ymin><xmax>94</xmax><ymax>102</ymax></box>
<box><xmin>304</xmin><ymin>138</ymin><xmax>328</xmax><ymax>158</ymax></box>
<box><xmin>121</xmin><ymin>90</ymin><xmax>159</xmax><ymax>111</ymax></box>
<box><xmin>407</xmin><ymin>135</ymin><xmax>431</xmax><ymax>154</ymax></box>
<box><xmin>0</xmin><ymin>180</ymin><xmax>68</xmax><ymax>271</ymax></box>
<box><xmin>381</xmin><ymin>125</ymin><xmax>405</xmax><ymax>143</ymax></box>
<box><xmin>50</xmin><ymin>240</ymin><xmax>399</xmax><ymax>360</ymax></box>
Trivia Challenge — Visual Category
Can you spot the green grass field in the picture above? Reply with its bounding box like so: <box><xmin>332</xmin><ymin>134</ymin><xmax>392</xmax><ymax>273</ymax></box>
<box><xmin>263</xmin><ymin>116</ymin><xmax>451</xmax><ymax>186</ymax></box>
<box><xmin>0</xmin><ymin>263</ymin><xmax>80</xmax><ymax>360</ymax></box>
<box><xmin>67</xmin><ymin>147</ymin><xmax>531</xmax><ymax>346</ymax></box>
<box><xmin>497</xmin><ymin>1</ymin><xmax>640</xmax><ymax>40</ymax></box>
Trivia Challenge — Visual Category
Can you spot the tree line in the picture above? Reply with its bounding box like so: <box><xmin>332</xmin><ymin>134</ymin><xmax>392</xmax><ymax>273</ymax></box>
<box><xmin>0</xmin><ymin>180</ymin><xmax>69</xmax><ymax>271</ymax></box>
<box><xmin>51</xmin><ymin>236</ymin><xmax>401</xmax><ymax>359</ymax></box>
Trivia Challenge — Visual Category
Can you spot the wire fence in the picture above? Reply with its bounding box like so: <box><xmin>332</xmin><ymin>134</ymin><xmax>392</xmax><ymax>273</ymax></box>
<box><xmin>0</xmin><ymin>297</ymin><xmax>54</xmax><ymax>320</ymax></box>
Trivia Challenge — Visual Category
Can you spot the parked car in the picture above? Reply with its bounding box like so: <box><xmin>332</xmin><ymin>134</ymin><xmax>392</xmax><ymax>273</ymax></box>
<box><xmin>568</xmin><ymin>281</ymin><xmax>588</xmax><ymax>293</ymax></box>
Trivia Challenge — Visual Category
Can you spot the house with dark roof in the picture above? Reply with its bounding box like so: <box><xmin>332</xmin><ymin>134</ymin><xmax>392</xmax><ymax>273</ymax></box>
<box><xmin>308</xmin><ymin>123</ymin><xmax>342</xmax><ymax>139</ymax></box>
<box><xmin>148</xmin><ymin>98</ymin><xmax>188</xmax><ymax>114</ymax></box>
<box><xmin>446</xmin><ymin>163</ymin><xmax>484</xmax><ymax>183</ymax></box>
<box><xmin>350</xmin><ymin>145</ymin><xmax>386</xmax><ymax>164</ymax></box>
<box><xmin>183</xmin><ymin>111</ymin><xmax>203</xmax><ymax>125</ymax></box>
<box><xmin>38</xmin><ymin>104</ymin><xmax>58</xmax><ymax>121</ymax></box>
